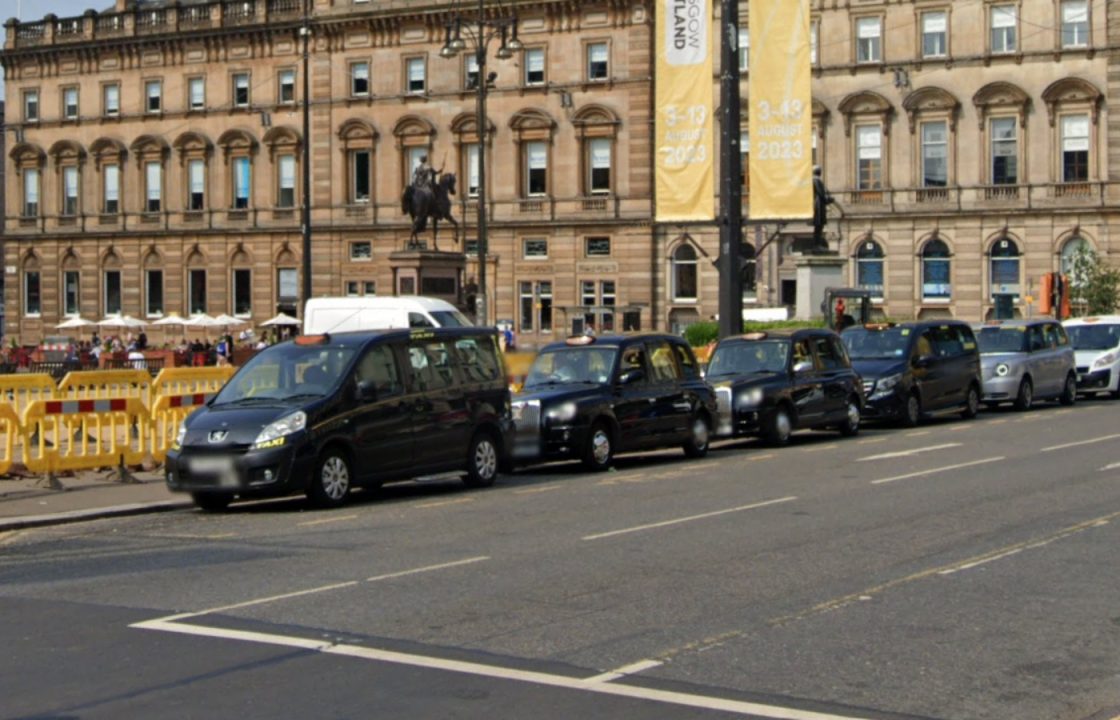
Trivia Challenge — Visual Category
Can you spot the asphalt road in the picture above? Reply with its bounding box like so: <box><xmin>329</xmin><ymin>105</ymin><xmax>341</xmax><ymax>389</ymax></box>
<box><xmin>3</xmin><ymin>398</ymin><xmax>1120</xmax><ymax>720</ymax></box>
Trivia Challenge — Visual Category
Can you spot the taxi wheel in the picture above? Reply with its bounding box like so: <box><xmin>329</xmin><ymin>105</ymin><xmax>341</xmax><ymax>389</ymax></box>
<box><xmin>902</xmin><ymin>393</ymin><xmax>922</xmax><ymax>428</ymax></box>
<box><xmin>191</xmin><ymin>492</ymin><xmax>231</xmax><ymax>512</ymax></box>
<box><xmin>1013</xmin><ymin>378</ymin><xmax>1033</xmax><ymax>412</ymax></box>
<box><xmin>463</xmin><ymin>431</ymin><xmax>499</xmax><ymax>488</ymax></box>
<box><xmin>582</xmin><ymin>422</ymin><xmax>614</xmax><ymax>472</ymax></box>
<box><xmin>308</xmin><ymin>448</ymin><xmax>352</xmax><ymax>508</ymax></box>
<box><xmin>838</xmin><ymin>398</ymin><xmax>861</xmax><ymax>437</ymax></box>
<box><xmin>683</xmin><ymin>413</ymin><xmax>711</xmax><ymax>458</ymax></box>
<box><xmin>763</xmin><ymin>406</ymin><xmax>793</xmax><ymax>446</ymax></box>
<box><xmin>961</xmin><ymin>385</ymin><xmax>981</xmax><ymax>419</ymax></box>
<box><xmin>1059</xmin><ymin>375</ymin><xmax>1077</xmax><ymax>406</ymax></box>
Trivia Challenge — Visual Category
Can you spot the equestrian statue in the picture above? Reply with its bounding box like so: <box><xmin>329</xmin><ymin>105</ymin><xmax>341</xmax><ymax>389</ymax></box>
<box><xmin>401</xmin><ymin>154</ymin><xmax>460</xmax><ymax>251</ymax></box>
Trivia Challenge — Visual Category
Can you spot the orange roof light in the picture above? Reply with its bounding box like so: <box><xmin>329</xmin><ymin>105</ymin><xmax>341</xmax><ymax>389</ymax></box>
<box><xmin>566</xmin><ymin>335</ymin><xmax>595</xmax><ymax>346</ymax></box>
<box><xmin>741</xmin><ymin>332</ymin><xmax>768</xmax><ymax>341</ymax></box>
<box><xmin>294</xmin><ymin>334</ymin><xmax>330</xmax><ymax>346</ymax></box>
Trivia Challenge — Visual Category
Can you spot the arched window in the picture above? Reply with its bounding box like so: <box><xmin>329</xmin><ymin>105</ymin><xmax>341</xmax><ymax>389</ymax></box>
<box><xmin>855</xmin><ymin>239</ymin><xmax>884</xmax><ymax>297</ymax></box>
<box><xmin>741</xmin><ymin>242</ymin><xmax>757</xmax><ymax>302</ymax></box>
<box><xmin>1060</xmin><ymin>235</ymin><xmax>1091</xmax><ymax>285</ymax></box>
<box><xmin>671</xmin><ymin>244</ymin><xmax>698</xmax><ymax>301</ymax></box>
<box><xmin>990</xmin><ymin>237</ymin><xmax>1021</xmax><ymax>297</ymax></box>
<box><xmin>921</xmin><ymin>238</ymin><xmax>951</xmax><ymax>301</ymax></box>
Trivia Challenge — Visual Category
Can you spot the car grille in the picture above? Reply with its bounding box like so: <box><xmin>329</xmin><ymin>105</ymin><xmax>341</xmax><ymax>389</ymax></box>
<box><xmin>1076</xmin><ymin>366</ymin><xmax>1089</xmax><ymax>374</ymax></box>
<box><xmin>715</xmin><ymin>387</ymin><xmax>733</xmax><ymax>436</ymax></box>
<box><xmin>511</xmin><ymin>400</ymin><xmax>542</xmax><ymax>457</ymax></box>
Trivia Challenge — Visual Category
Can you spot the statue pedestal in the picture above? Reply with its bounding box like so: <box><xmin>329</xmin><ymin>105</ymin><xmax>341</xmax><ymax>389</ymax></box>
<box><xmin>793</xmin><ymin>253</ymin><xmax>846</xmax><ymax>321</ymax></box>
<box><xmin>388</xmin><ymin>249</ymin><xmax>466</xmax><ymax>306</ymax></box>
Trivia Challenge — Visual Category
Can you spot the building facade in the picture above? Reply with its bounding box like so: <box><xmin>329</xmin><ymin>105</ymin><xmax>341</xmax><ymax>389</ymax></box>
<box><xmin>1</xmin><ymin>0</ymin><xmax>1116</xmax><ymax>347</ymax></box>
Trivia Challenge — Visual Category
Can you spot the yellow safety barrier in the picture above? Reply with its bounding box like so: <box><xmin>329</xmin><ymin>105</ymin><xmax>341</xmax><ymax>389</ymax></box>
<box><xmin>0</xmin><ymin>403</ymin><xmax>18</xmax><ymax>476</ymax></box>
<box><xmin>0</xmin><ymin>374</ymin><xmax>58</xmax><ymax>417</ymax></box>
<box><xmin>151</xmin><ymin>366</ymin><xmax>235</xmax><ymax>404</ymax></box>
<box><xmin>58</xmin><ymin>369</ymin><xmax>153</xmax><ymax>407</ymax></box>
<box><xmin>149</xmin><ymin>392</ymin><xmax>213</xmax><ymax>464</ymax></box>
<box><xmin>504</xmin><ymin>351</ymin><xmax>537</xmax><ymax>392</ymax></box>
<box><xmin>21</xmin><ymin>398</ymin><xmax>149</xmax><ymax>475</ymax></box>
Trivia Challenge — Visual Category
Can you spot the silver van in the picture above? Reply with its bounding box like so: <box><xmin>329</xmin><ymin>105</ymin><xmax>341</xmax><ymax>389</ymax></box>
<box><xmin>972</xmin><ymin>320</ymin><xmax>1077</xmax><ymax>410</ymax></box>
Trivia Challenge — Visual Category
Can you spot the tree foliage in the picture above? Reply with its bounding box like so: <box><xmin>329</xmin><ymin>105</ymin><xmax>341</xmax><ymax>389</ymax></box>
<box><xmin>1069</xmin><ymin>245</ymin><xmax>1120</xmax><ymax>316</ymax></box>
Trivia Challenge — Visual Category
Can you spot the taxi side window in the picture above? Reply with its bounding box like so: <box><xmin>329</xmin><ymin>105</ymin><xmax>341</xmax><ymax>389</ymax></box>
<box><xmin>812</xmin><ymin>337</ymin><xmax>842</xmax><ymax>370</ymax></box>
<box><xmin>409</xmin><ymin>313</ymin><xmax>434</xmax><ymax>329</ymax></box>
<box><xmin>356</xmin><ymin>344</ymin><xmax>402</xmax><ymax>396</ymax></box>
<box><xmin>673</xmin><ymin>343</ymin><xmax>701</xmax><ymax>380</ymax></box>
<box><xmin>454</xmin><ymin>337</ymin><xmax>501</xmax><ymax>382</ymax></box>
<box><xmin>1054</xmin><ymin>324</ymin><xmax>1070</xmax><ymax>347</ymax></box>
<box><xmin>791</xmin><ymin>339</ymin><xmax>813</xmax><ymax>369</ymax></box>
<box><xmin>408</xmin><ymin>341</ymin><xmax>455</xmax><ymax>392</ymax></box>
<box><xmin>618</xmin><ymin>345</ymin><xmax>649</xmax><ymax>383</ymax></box>
<box><xmin>915</xmin><ymin>331</ymin><xmax>936</xmax><ymax>359</ymax></box>
<box><xmin>648</xmin><ymin>341</ymin><xmax>681</xmax><ymax>383</ymax></box>
<box><xmin>932</xmin><ymin>327</ymin><xmax>964</xmax><ymax>357</ymax></box>
<box><xmin>830</xmin><ymin>336</ymin><xmax>852</xmax><ymax>367</ymax></box>
<box><xmin>1028</xmin><ymin>326</ymin><xmax>1045</xmax><ymax>352</ymax></box>
<box><xmin>1042</xmin><ymin>324</ymin><xmax>1061</xmax><ymax>349</ymax></box>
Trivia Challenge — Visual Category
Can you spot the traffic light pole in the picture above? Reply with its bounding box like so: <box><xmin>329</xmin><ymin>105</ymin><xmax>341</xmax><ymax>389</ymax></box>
<box><xmin>717</xmin><ymin>0</ymin><xmax>744</xmax><ymax>339</ymax></box>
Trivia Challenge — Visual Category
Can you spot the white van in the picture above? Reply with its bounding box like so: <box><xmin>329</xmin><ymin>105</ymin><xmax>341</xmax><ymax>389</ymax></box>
<box><xmin>1063</xmin><ymin>315</ymin><xmax>1120</xmax><ymax>397</ymax></box>
<box><xmin>303</xmin><ymin>296</ymin><xmax>472</xmax><ymax>335</ymax></box>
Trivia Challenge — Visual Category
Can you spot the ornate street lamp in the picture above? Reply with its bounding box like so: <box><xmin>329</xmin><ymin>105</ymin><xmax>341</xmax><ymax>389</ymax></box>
<box><xmin>439</xmin><ymin>2</ymin><xmax>522</xmax><ymax>326</ymax></box>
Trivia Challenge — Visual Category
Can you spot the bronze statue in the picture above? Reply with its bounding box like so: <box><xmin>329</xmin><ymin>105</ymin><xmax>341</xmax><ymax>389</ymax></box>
<box><xmin>811</xmin><ymin>165</ymin><xmax>835</xmax><ymax>253</ymax></box>
<box><xmin>401</xmin><ymin>158</ymin><xmax>459</xmax><ymax>251</ymax></box>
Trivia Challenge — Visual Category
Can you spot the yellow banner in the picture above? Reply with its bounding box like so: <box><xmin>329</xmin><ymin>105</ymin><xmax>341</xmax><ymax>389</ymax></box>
<box><xmin>748</xmin><ymin>0</ymin><xmax>813</xmax><ymax>220</ymax></box>
<box><xmin>655</xmin><ymin>0</ymin><xmax>714</xmax><ymax>222</ymax></box>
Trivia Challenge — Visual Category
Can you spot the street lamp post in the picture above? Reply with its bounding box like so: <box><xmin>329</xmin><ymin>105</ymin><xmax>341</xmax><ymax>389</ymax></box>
<box><xmin>439</xmin><ymin>2</ymin><xmax>521</xmax><ymax>327</ymax></box>
<box><xmin>300</xmin><ymin>0</ymin><xmax>313</xmax><ymax>309</ymax></box>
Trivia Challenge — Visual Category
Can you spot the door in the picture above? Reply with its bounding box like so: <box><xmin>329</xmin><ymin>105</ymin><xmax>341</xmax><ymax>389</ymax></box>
<box><xmin>810</xmin><ymin>335</ymin><xmax>849</xmax><ymax>421</ymax></box>
<box><xmin>613</xmin><ymin>343</ymin><xmax>660</xmax><ymax>450</ymax></box>
<box><xmin>646</xmin><ymin>339</ymin><xmax>691</xmax><ymax>441</ymax></box>
<box><xmin>1036</xmin><ymin>324</ymin><xmax>1064</xmax><ymax>395</ymax></box>
<box><xmin>931</xmin><ymin>325</ymin><xmax>972</xmax><ymax>407</ymax></box>
<box><xmin>912</xmin><ymin>328</ymin><xmax>949</xmax><ymax>409</ymax></box>
<box><xmin>789</xmin><ymin>338</ymin><xmax>826</xmax><ymax>426</ymax></box>
<box><xmin>405</xmin><ymin>339</ymin><xmax>469</xmax><ymax>472</ymax></box>
<box><xmin>352</xmin><ymin>342</ymin><xmax>413</xmax><ymax>480</ymax></box>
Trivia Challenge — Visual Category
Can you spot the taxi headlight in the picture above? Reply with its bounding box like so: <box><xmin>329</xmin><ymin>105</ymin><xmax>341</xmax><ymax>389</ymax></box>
<box><xmin>174</xmin><ymin>421</ymin><xmax>187</xmax><ymax>449</ymax></box>
<box><xmin>995</xmin><ymin>363</ymin><xmax>1011</xmax><ymax>377</ymax></box>
<box><xmin>253</xmin><ymin>411</ymin><xmax>306</xmax><ymax>446</ymax></box>
<box><xmin>737</xmin><ymin>387</ymin><xmax>764</xmax><ymax>408</ymax></box>
<box><xmin>545</xmin><ymin>401</ymin><xmax>578</xmax><ymax>423</ymax></box>
<box><xmin>871</xmin><ymin>373</ymin><xmax>902</xmax><ymax>398</ymax></box>
<box><xmin>1092</xmin><ymin>352</ymin><xmax>1117</xmax><ymax>371</ymax></box>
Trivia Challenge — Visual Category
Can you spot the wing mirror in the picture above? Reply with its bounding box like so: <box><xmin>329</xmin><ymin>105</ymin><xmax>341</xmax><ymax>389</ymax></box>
<box><xmin>912</xmin><ymin>355</ymin><xmax>934</xmax><ymax>369</ymax></box>
<box><xmin>618</xmin><ymin>369</ymin><xmax>645</xmax><ymax>385</ymax></box>
<box><xmin>356</xmin><ymin>380</ymin><xmax>378</xmax><ymax>402</ymax></box>
<box><xmin>792</xmin><ymin>360</ymin><xmax>814</xmax><ymax>374</ymax></box>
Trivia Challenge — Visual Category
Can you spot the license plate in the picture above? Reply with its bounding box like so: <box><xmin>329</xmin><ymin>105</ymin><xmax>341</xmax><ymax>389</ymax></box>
<box><xmin>190</xmin><ymin>456</ymin><xmax>237</xmax><ymax>486</ymax></box>
<box><xmin>512</xmin><ymin>405</ymin><xmax>524</xmax><ymax>420</ymax></box>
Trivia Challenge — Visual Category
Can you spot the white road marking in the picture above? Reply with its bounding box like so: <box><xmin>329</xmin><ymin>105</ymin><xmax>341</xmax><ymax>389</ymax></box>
<box><xmin>582</xmin><ymin>659</ymin><xmax>663</xmax><ymax>684</ymax></box>
<box><xmin>417</xmin><ymin>497</ymin><xmax>475</xmax><ymax>509</ymax></box>
<box><xmin>514</xmin><ymin>485</ymin><xmax>562</xmax><ymax>495</ymax></box>
<box><xmin>147</xmin><ymin>532</ymin><xmax>237</xmax><ymax>540</ymax></box>
<box><xmin>748</xmin><ymin>453</ymin><xmax>776</xmax><ymax>461</ymax></box>
<box><xmin>297</xmin><ymin>514</ymin><xmax>358</xmax><ymax>527</ymax></box>
<box><xmin>870</xmin><ymin>457</ymin><xmax>1005</xmax><ymax>485</ymax></box>
<box><xmin>1100</xmin><ymin>462</ymin><xmax>1120</xmax><ymax>472</ymax></box>
<box><xmin>903</xmin><ymin>430</ymin><xmax>930</xmax><ymax>437</ymax></box>
<box><xmin>855</xmin><ymin>437</ymin><xmax>887</xmax><ymax>445</ymax></box>
<box><xmin>801</xmin><ymin>444</ymin><xmax>838</xmax><ymax>453</ymax></box>
<box><xmin>858</xmin><ymin>443</ymin><xmax>961</xmax><ymax>462</ymax></box>
<box><xmin>365</xmin><ymin>556</ymin><xmax>489</xmax><ymax>583</ymax></box>
<box><xmin>0</xmin><ymin>530</ymin><xmax>28</xmax><ymax>546</ymax></box>
<box><xmin>938</xmin><ymin>548</ymin><xmax>1022</xmax><ymax>575</ymax></box>
<box><xmin>582</xmin><ymin>497</ymin><xmax>797</xmax><ymax>541</ymax></box>
<box><xmin>131</xmin><ymin>618</ymin><xmax>874</xmax><ymax>720</ymax></box>
<box><xmin>1041</xmin><ymin>433</ymin><xmax>1120</xmax><ymax>453</ymax></box>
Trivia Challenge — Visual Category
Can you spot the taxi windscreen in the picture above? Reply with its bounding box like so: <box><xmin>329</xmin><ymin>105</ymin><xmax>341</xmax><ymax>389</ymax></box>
<box><xmin>1066</xmin><ymin>324</ymin><xmax>1120</xmax><ymax>351</ymax></box>
<box><xmin>525</xmin><ymin>347</ymin><xmax>617</xmax><ymax>388</ymax></box>
<box><xmin>213</xmin><ymin>343</ymin><xmax>357</xmax><ymax>405</ymax></box>
<box><xmin>976</xmin><ymin>326</ymin><xmax>1030</xmax><ymax>353</ymax></box>
<box><xmin>707</xmin><ymin>341</ymin><xmax>789</xmax><ymax>376</ymax></box>
<box><xmin>841</xmin><ymin>327</ymin><xmax>912</xmax><ymax>360</ymax></box>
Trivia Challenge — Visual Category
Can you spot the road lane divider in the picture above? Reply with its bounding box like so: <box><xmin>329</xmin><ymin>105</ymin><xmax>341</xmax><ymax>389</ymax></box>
<box><xmin>297</xmin><ymin>514</ymin><xmax>359</xmax><ymax>527</ymax></box>
<box><xmin>870</xmin><ymin>457</ymin><xmax>1005</xmax><ymax>485</ymax></box>
<box><xmin>1041</xmin><ymin>433</ymin><xmax>1120</xmax><ymax>453</ymax></box>
<box><xmin>582</xmin><ymin>497</ymin><xmax>797</xmax><ymax>541</ymax></box>
<box><xmin>858</xmin><ymin>443</ymin><xmax>961</xmax><ymax>462</ymax></box>
<box><xmin>417</xmin><ymin>497</ymin><xmax>475</xmax><ymax>509</ymax></box>
<box><xmin>581</xmin><ymin>659</ymin><xmax>663</xmax><ymax>685</ymax></box>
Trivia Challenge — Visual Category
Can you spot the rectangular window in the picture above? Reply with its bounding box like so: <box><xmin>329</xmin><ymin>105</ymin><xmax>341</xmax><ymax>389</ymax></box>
<box><xmin>810</xmin><ymin>21</ymin><xmax>819</xmax><ymax>65</ymax></box>
<box><xmin>406</xmin><ymin>57</ymin><xmax>426</xmax><ymax>94</ymax></box>
<box><xmin>991</xmin><ymin>117</ymin><xmax>1018</xmax><ymax>185</ymax></box>
<box><xmin>991</xmin><ymin>5</ymin><xmax>1017</xmax><ymax>53</ymax></box>
<box><xmin>233</xmin><ymin>157</ymin><xmax>251</xmax><ymax>209</ymax></box>
<box><xmin>1061</xmin><ymin>0</ymin><xmax>1088</xmax><ymax>48</ymax></box>
<box><xmin>363</xmin><ymin>281</ymin><xmax>376</xmax><ymax>296</ymax></box>
<box><xmin>351</xmin><ymin>150</ymin><xmax>371</xmax><ymax>202</ymax></box>
<box><xmin>587</xmin><ymin>42</ymin><xmax>609</xmax><ymax>80</ymax></box>
<box><xmin>1061</xmin><ymin>114</ymin><xmax>1089</xmax><ymax>183</ymax></box>
<box><xmin>188</xmin><ymin>159</ymin><xmax>205</xmax><ymax>210</ymax></box>
<box><xmin>63</xmin><ymin>87</ymin><xmax>79</xmax><ymax>119</ymax></box>
<box><xmin>146</xmin><ymin>269</ymin><xmax>164</xmax><ymax>316</ymax></box>
<box><xmin>146</xmin><ymin>80</ymin><xmax>162</xmax><ymax>113</ymax></box>
<box><xmin>104</xmin><ymin>165</ymin><xmax>120</xmax><ymax>214</ymax></box>
<box><xmin>189</xmin><ymin>77</ymin><xmax>205</xmax><ymax>110</ymax></box>
<box><xmin>586</xmin><ymin>237</ymin><xmax>611</xmax><ymax>257</ymax></box>
<box><xmin>922</xmin><ymin>11</ymin><xmax>947</xmax><ymax>58</ymax></box>
<box><xmin>407</xmin><ymin>147</ymin><xmax>427</xmax><ymax>185</ymax></box>
<box><xmin>737</xmin><ymin>28</ymin><xmax>749</xmax><ymax>72</ymax></box>
<box><xmin>23</xmin><ymin>169</ymin><xmax>40</xmax><ymax>217</ymax></box>
<box><xmin>856</xmin><ymin>17</ymin><xmax>882</xmax><ymax>63</ymax></box>
<box><xmin>23</xmin><ymin>90</ymin><xmax>39</xmax><ymax>122</ymax></box>
<box><xmin>189</xmin><ymin>269</ymin><xmax>207</xmax><ymax>315</ymax></box>
<box><xmin>523</xmin><ymin>239</ymin><xmax>548</xmax><ymax>259</ymax></box>
<box><xmin>63</xmin><ymin>271</ymin><xmax>80</xmax><ymax>316</ymax></box>
<box><xmin>856</xmin><ymin>125</ymin><xmax>882</xmax><ymax>190</ymax></box>
<box><xmin>350</xmin><ymin>241</ymin><xmax>372</xmax><ymax>260</ymax></box>
<box><xmin>601</xmin><ymin>281</ymin><xmax>616</xmax><ymax>332</ymax></box>
<box><xmin>519</xmin><ymin>282</ymin><xmax>553</xmax><ymax>333</ymax></box>
<box><xmin>581</xmin><ymin>280</ymin><xmax>596</xmax><ymax>307</ymax></box>
<box><xmin>104</xmin><ymin>271</ymin><xmax>122</xmax><ymax>315</ymax></box>
<box><xmin>525</xmin><ymin>48</ymin><xmax>545</xmax><ymax>85</ymax></box>
<box><xmin>233</xmin><ymin>73</ymin><xmax>250</xmax><ymax>107</ymax></box>
<box><xmin>351</xmin><ymin>62</ymin><xmax>370</xmax><ymax>96</ymax></box>
<box><xmin>465</xmin><ymin>144</ymin><xmax>480</xmax><ymax>198</ymax></box>
<box><xmin>145</xmin><ymin>162</ymin><xmax>162</xmax><ymax>212</ymax></box>
<box><xmin>233</xmin><ymin>269</ymin><xmax>252</xmax><ymax>316</ymax></box>
<box><xmin>519</xmin><ymin>282</ymin><xmax>534</xmax><ymax>332</ymax></box>
<box><xmin>278</xmin><ymin>268</ymin><xmax>298</xmax><ymax>305</ymax></box>
<box><xmin>104</xmin><ymin>83</ymin><xmax>120</xmax><ymax>116</ymax></box>
<box><xmin>25</xmin><ymin>272</ymin><xmax>41</xmax><ymax>316</ymax></box>
<box><xmin>538</xmin><ymin>282</ymin><xmax>553</xmax><ymax>332</ymax></box>
<box><xmin>526</xmin><ymin>142</ymin><xmax>547</xmax><ymax>196</ymax></box>
<box><xmin>278</xmin><ymin>154</ymin><xmax>296</xmax><ymax>207</ymax></box>
<box><xmin>62</xmin><ymin>166</ymin><xmax>79</xmax><ymax>216</ymax></box>
<box><xmin>346</xmin><ymin>281</ymin><xmax>360</xmax><ymax>296</ymax></box>
<box><xmin>921</xmin><ymin>121</ymin><xmax>948</xmax><ymax>187</ymax></box>
<box><xmin>588</xmin><ymin>138</ymin><xmax>611</xmax><ymax>195</ymax></box>
<box><xmin>279</xmin><ymin>69</ymin><xmax>296</xmax><ymax>104</ymax></box>
<box><xmin>464</xmin><ymin>55</ymin><xmax>479</xmax><ymax>89</ymax></box>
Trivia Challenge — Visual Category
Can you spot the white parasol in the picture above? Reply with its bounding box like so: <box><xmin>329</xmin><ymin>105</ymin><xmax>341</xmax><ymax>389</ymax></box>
<box><xmin>55</xmin><ymin>316</ymin><xmax>96</xmax><ymax>329</ymax></box>
<box><xmin>97</xmin><ymin>314</ymin><xmax>148</xmax><ymax>329</ymax></box>
<box><xmin>260</xmin><ymin>312</ymin><xmax>301</xmax><ymax>327</ymax></box>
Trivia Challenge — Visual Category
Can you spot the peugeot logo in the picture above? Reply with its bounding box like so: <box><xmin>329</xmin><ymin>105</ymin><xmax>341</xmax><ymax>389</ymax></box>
<box><xmin>208</xmin><ymin>430</ymin><xmax>229</xmax><ymax>443</ymax></box>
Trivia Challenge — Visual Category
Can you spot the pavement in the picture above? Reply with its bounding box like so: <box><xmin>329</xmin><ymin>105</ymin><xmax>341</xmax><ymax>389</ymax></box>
<box><xmin>0</xmin><ymin>467</ymin><xmax>191</xmax><ymax>530</ymax></box>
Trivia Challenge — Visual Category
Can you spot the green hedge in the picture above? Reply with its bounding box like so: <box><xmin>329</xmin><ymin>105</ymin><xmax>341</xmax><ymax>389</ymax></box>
<box><xmin>683</xmin><ymin>319</ymin><xmax>826</xmax><ymax>347</ymax></box>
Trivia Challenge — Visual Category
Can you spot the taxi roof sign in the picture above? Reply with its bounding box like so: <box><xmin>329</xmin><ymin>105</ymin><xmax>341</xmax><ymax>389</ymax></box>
<box><xmin>863</xmin><ymin>322</ymin><xmax>896</xmax><ymax>331</ymax></box>
<box><xmin>565</xmin><ymin>335</ymin><xmax>596</xmax><ymax>346</ymax></box>
<box><xmin>741</xmin><ymin>332</ymin><xmax>768</xmax><ymax>341</ymax></box>
<box><xmin>294</xmin><ymin>333</ymin><xmax>331</xmax><ymax>346</ymax></box>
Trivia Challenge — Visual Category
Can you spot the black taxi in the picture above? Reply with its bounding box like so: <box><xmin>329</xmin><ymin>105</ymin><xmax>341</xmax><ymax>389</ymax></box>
<box><xmin>706</xmin><ymin>329</ymin><xmax>864</xmax><ymax>445</ymax></box>
<box><xmin>166</xmin><ymin>327</ymin><xmax>512</xmax><ymax>510</ymax></box>
<box><xmin>511</xmin><ymin>334</ymin><xmax>718</xmax><ymax>471</ymax></box>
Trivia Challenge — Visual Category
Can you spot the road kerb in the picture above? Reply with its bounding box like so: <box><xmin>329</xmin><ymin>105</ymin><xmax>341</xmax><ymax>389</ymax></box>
<box><xmin>0</xmin><ymin>500</ymin><xmax>194</xmax><ymax>531</ymax></box>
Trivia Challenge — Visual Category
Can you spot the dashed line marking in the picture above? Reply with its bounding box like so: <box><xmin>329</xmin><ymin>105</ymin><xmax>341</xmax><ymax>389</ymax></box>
<box><xmin>417</xmin><ymin>497</ymin><xmax>475</xmax><ymax>509</ymax></box>
<box><xmin>583</xmin><ymin>497</ymin><xmax>797</xmax><ymax>541</ymax></box>
<box><xmin>801</xmin><ymin>444</ymin><xmax>839</xmax><ymax>453</ymax></box>
<box><xmin>1041</xmin><ymin>433</ymin><xmax>1120</xmax><ymax>453</ymax></box>
<box><xmin>903</xmin><ymin>430</ymin><xmax>930</xmax><ymax>437</ymax></box>
<box><xmin>855</xmin><ymin>437</ymin><xmax>888</xmax><ymax>445</ymax></box>
<box><xmin>297</xmin><ymin>514</ymin><xmax>358</xmax><ymax>527</ymax></box>
<box><xmin>514</xmin><ymin>485</ymin><xmax>562</xmax><ymax>495</ymax></box>
<box><xmin>870</xmin><ymin>457</ymin><xmax>1005</xmax><ymax>485</ymax></box>
<box><xmin>858</xmin><ymin>443</ymin><xmax>961</xmax><ymax>462</ymax></box>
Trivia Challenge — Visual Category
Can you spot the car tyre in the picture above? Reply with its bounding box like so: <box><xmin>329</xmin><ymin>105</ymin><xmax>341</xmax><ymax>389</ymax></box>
<box><xmin>582</xmin><ymin>421</ymin><xmax>614</xmax><ymax>472</ymax></box>
<box><xmin>1059</xmin><ymin>374</ymin><xmax>1077</xmax><ymax>406</ymax></box>
<box><xmin>763</xmin><ymin>405</ymin><xmax>793</xmax><ymax>446</ymax></box>
<box><xmin>902</xmin><ymin>393</ymin><xmax>922</xmax><ymax>428</ymax></box>
<box><xmin>1013</xmin><ymin>378</ymin><xmax>1033</xmax><ymax>412</ymax></box>
<box><xmin>961</xmin><ymin>384</ymin><xmax>981</xmax><ymax>419</ymax></box>
<box><xmin>682</xmin><ymin>413</ymin><xmax>711</xmax><ymax>458</ymax></box>
<box><xmin>838</xmin><ymin>397</ymin><xmax>861</xmax><ymax>437</ymax></box>
<box><xmin>191</xmin><ymin>492</ymin><xmax>231</xmax><ymax>512</ymax></box>
<box><xmin>307</xmin><ymin>447</ymin><xmax>352</xmax><ymax>508</ymax></box>
<box><xmin>463</xmin><ymin>430</ymin><xmax>499</xmax><ymax>488</ymax></box>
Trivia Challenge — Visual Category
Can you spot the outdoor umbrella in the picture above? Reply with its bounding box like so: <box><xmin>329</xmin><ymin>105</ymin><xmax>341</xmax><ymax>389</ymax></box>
<box><xmin>213</xmin><ymin>314</ymin><xmax>247</xmax><ymax>326</ymax></box>
<box><xmin>183</xmin><ymin>314</ymin><xmax>223</xmax><ymax>328</ymax></box>
<box><xmin>150</xmin><ymin>314</ymin><xmax>188</xmax><ymax>327</ymax></box>
<box><xmin>260</xmin><ymin>312</ymin><xmax>301</xmax><ymax>327</ymax></box>
<box><xmin>55</xmin><ymin>316</ymin><xmax>96</xmax><ymax>330</ymax></box>
<box><xmin>97</xmin><ymin>314</ymin><xmax>148</xmax><ymax>329</ymax></box>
